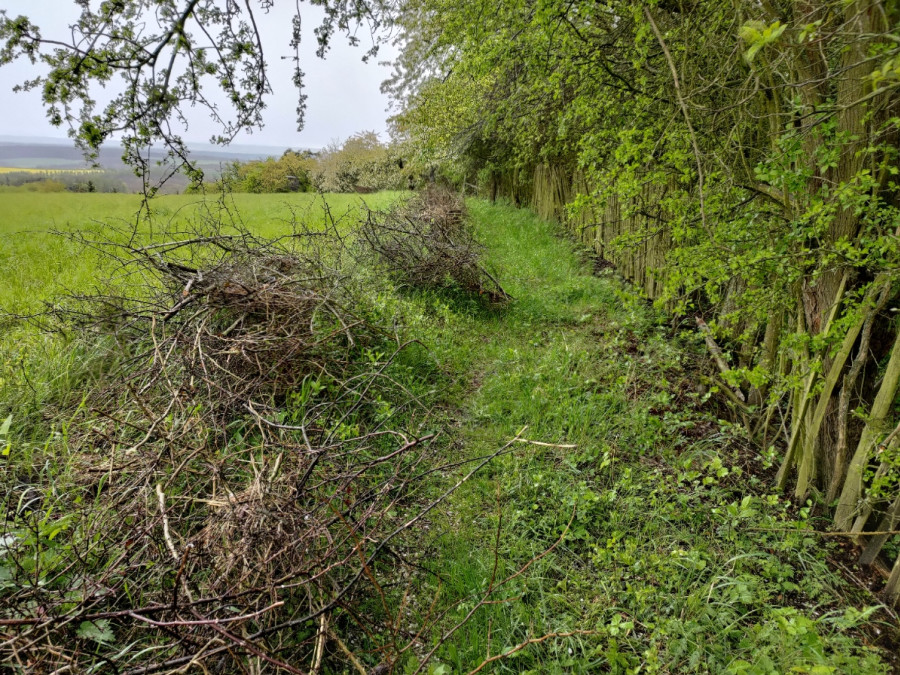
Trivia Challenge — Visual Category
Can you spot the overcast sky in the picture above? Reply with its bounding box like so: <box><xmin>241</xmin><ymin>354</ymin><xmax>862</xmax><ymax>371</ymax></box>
<box><xmin>0</xmin><ymin>2</ymin><xmax>398</xmax><ymax>150</ymax></box>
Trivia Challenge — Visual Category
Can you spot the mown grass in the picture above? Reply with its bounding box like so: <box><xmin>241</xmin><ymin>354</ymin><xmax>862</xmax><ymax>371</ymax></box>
<box><xmin>0</xmin><ymin>194</ymin><xmax>896</xmax><ymax>673</ymax></box>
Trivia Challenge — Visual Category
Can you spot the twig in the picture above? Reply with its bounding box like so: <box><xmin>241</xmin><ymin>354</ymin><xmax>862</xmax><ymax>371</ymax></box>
<box><xmin>466</xmin><ymin>630</ymin><xmax>598</xmax><ymax>675</ymax></box>
<box><xmin>312</xmin><ymin>612</ymin><xmax>328</xmax><ymax>674</ymax></box>
<box><xmin>515</xmin><ymin>438</ymin><xmax>577</xmax><ymax>449</ymax></box>
<box><xmin>128</xmin><ymin>601</ymin><xmax>284</xmax><ymax>627</ymax></box>
<box><xmin>748</xmin><ymin>527</ymin><xmax>900</xmax><ymax>536</ymax></box>
<box><xmin>155</xmin><ymin>483</ymin><xmax>180</xmax><ymax>563</ymax></box>
<box><xmin>696</xmin><ymin>317</ymin><xmax>745</xmax><ymax>402</ymax></box>
<box><xmin>328</xmin><ymin>629</ymin><xmax>368</xmax><ymax>675</ymax></box>
<box><xmin>644</xmin><ymin>7</ymin><xmax>712</xmax><ymax>241</ymax></box>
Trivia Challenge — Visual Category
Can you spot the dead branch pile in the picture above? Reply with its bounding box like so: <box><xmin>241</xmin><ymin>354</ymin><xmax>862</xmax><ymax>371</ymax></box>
<box><xmin>49</xmin><ymin>206</ymin><xmax>363</xmax><ymax>416</ymax></box>
<box><xmin>359</xmin><ymin>185</ymin><xmax>510</xmax><ymax>303</ymax></box>
<box><xmin>0</xmin><ymin>205</ymin><xmax>493</xmax><ymax>674</ymax></box>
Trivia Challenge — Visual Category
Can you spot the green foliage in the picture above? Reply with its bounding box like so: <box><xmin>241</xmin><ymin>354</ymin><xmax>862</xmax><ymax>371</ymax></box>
<box><xmin>215</xmin><ymin>135</ymin><xmax>410</xmax><ymax>194</ymax></box>
<box><xmin>0</xmin><ymin>170</ymin><xmax>127</xmax><ymax>193</ymax></box>
<box><xmin>739</xmin><ymin>20</ymin><xmax>788</xmax><ymax>62</ymax></box>
<box><xmin>311</xmin><ymin>131</ymin><xmax>408</xmax><ymax>192</ymax></box>
<box><xmin>388</xmin><ymin>0</ymin><xmax>900</xmax><ymax>529</ymax></box>
<box><xmin>392</xmin><ymin>200</ymin><xmax>893</xmax><ymax>673</ymax></box>
<box><xmin>0</xmin><ymin>178</ymin><xmax>66</xmax><ymax>193</ymax></box>
<box><xmin>76</xmin><ymin>620</ymin><xmax>114</xmax><ymax>645</ymax></box>
<box><xmin>219</xmin><ymin>150</ymin><xmax>316</xmax><ymax>193</ymax></box>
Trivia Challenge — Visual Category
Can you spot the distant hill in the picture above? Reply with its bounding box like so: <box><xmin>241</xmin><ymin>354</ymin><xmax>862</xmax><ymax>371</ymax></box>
<box><xmin>0</xmin><ymin>137</ymin><xmax>311</xmax><ymax>171</ymax></box>
<box><xmin>0</xmin><ymin>137</ymin><xmax>315</xmax><ymax>193</ymax></box>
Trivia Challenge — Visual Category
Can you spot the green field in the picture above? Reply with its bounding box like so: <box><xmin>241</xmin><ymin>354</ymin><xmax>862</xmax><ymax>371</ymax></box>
<box><xmin>0</xmin><ymin>192</ymin><xmax>403</xmax><ymax>315</ymax></box>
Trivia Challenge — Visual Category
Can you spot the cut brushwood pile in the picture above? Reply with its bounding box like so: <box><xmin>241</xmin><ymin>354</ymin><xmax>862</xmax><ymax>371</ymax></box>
<box><xmin>359</xmin><ymin>185</ymin><xmax>511</xmax><ymax>304</ymax></box>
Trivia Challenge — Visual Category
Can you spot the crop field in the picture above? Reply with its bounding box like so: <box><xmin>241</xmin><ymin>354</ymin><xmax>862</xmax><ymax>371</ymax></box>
<box><xmin>0</xmin><ymin>167</ymin><xmax>46</xmax><ymax>174</ymax></box>
<box><xmin>0</xmin><ymin>167</ymin><xmax>105</xmax><ymax>174</ymax></box>
<box><xmin>0</xmin><ymin>191</ymin><xmax>404</xmax><ymax>315</ymax></box>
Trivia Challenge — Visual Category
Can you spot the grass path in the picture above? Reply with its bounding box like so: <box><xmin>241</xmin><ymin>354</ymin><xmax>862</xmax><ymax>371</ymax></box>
<box><xmin>408</xmin><ymin>200</ymin><xmax>897</xmax><ymax>674</ymax></box>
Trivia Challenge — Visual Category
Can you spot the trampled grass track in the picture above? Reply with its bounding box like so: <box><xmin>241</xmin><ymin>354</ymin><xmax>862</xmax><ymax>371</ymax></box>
<box><xmin>366</xmin><ymin>199</ymin><xmax>899</xmax><ymax>672</ymax></box>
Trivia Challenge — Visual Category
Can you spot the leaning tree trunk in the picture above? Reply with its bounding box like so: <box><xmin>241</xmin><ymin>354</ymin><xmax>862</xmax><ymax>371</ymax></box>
<box><xmin>835</xmin><ymin>329</ymin><xmax>900</xmax><ymax>530</ymax></box>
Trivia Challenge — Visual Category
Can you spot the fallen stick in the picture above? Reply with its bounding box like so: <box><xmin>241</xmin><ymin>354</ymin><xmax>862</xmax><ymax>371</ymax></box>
<box><xmin>696</xmin><ymin>317</ymin><xmax>745</xmax><ymax>402</ymax></box>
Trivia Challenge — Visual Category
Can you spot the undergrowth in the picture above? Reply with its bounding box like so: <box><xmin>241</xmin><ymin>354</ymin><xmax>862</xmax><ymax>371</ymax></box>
<box><xmin>387</xmin><ymin>200</ymin><xmax>898</xmax><ymax>674</ymax></box>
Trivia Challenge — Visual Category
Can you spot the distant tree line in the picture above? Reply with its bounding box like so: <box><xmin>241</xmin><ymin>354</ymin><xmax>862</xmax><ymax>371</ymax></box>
<box><xmin>0</xmin><ymin>171</ymin><xmax>127</xmax><ymax>193</ymax></box>
<box><xmin>215</xmin><ymin>132</ymin><xmax>413</xmax><ymax>194</ymax></box>
<box><xmin>0</xmin><ymin>131</ymin><xmax>420</xmax><ymax>196</ymax></box>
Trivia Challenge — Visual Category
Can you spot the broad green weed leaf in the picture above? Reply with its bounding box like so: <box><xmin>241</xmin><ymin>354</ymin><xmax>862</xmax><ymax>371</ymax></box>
<box><xmin>77</xmin><ymin>620</ymin><xmax>114</xmax><ymax>644</ymax></box>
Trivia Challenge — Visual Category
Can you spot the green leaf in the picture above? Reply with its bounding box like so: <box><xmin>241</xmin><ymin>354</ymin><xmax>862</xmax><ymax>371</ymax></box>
<box><xmin>0</xmin><ymin>565</ymin><xmax>13</xmax><ymax>584</ymax></box>
<box><xmin>740</xmin><ymin>20</ymin><xmax>786</xmax><ymax>62</ymax></box>
<box><xmin>77</xmin><ymin>619</ymin><xmax>115</xmax><ymax>644</ymax></box>
<box><xmin>0</xmin><ymin>415</ymin><xmax>11</xmax><ymax>438</ymax></box>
